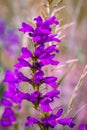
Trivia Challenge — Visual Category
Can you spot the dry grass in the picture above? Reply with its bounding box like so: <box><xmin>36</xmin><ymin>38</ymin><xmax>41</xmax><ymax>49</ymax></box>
<box><xmin>65</xmin><ymin>64</ymin><xmax>87</xmax><ymax>117</ymax></box>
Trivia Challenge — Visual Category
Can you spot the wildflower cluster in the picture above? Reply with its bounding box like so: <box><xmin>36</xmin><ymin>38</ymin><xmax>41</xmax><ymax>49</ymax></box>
<box><xmin>0</xmin><ymin>16</ymin><xmax>75</xmax><ymax>130</ymax></box>
<box><xmin>0</xmin><ymin>19</ymin><xmax>20</xmax><ymax>55</ymax></box>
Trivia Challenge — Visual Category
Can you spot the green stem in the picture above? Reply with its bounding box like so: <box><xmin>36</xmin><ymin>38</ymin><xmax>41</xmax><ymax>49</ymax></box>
<box><xmin>0</xmin><ymin>47</ymin><xmax>6</xmax><ymax>70</ymax></box>
<box><xmin>32</xmin><ymin>44</ymin><xmax>49</xmax><ymax>130</ymax></box>
<box><xmin>39</xmin><ymin>124</ymin><xmax>49</xmax><ymax>130</ymax></box>
<box><xmin>41</xmin><ymin>127</ymin><xmax>49</xmax><ymax>130</ymax></box>
<box><xmin>14</xmin><ymin>123</ymin><xmax>19</xmax><ymax>130</ymax></box>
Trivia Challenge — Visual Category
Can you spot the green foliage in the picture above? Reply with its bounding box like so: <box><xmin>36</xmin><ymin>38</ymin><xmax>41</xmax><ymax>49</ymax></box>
<box><xmin>0</xmin><ymin>83</ymin><xmax>4</xmax><ymax>98</ymax></box>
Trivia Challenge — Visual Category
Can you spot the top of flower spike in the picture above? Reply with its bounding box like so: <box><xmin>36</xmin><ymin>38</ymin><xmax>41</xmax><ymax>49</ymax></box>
<box><xmin>19</xmin><ymin>16</ymin><xmax>60</xmax><ymax>44</ymax></box>
<box><xmin>19</xmin><ymin>16</ymin><xmax>59</xmax><ymax>33</ymax></box>
<box><xmin>34</xmin><ymin>16</ymin><xmax>59</xmax><ymax>27</ymax></box>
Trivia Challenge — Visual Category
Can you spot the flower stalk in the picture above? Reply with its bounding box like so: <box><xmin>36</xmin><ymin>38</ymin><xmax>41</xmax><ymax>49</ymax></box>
<box><xmin>1</xmin><ymin>16</ymin><xmax>75</xmax><ymax>130</ymax></box>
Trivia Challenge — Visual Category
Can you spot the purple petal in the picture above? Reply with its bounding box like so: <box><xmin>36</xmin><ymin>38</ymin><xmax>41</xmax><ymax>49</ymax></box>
<box><xmin>3</xmin><ymin>70</ymin><xmax>17</xmax><ymax>83</ymax></box>
<box><xmin>39</xmin><ymin>26</ymin><xmax>51</xmax><ymax>34</ymax></box>
<box><xmin>20</xmin><ymin>91</ymin><xmax>40</xmax><ymax>103</ymax></box>
<box><xmin>40</xmin><ymin>57</ymin><xmax>58</xmax><ymax>66</ymax></box>
<box><xmin>1</xmin><ymin>99</ymin><xmax>13</xmax><ymax>106</ymax></box>
<box><xmin>43</xmin><ymin>16</ymin><xmax>59</xmax><ymax>25</ymax></box>
<box><xmin>48</xmin><ymin>119</ymin><xmax>57</xmax><ymax>128</ymax></box>
<box><xmin>1</xmin><ymin>108</ymin><xmax>16</xmax><ymax>127</ymax></box>
<box><xmin>57</xmin><ymin>118</ymin><xmax>75</xmax><ymax>128</ymax></box>
<box><xmin>9</xmin><ymin>115</ymin><xmax>16</xmax><ymax>122</ymax></box>
<box><xmin>42</xmin><ymin>118</ymin><xmax>48</xmax><ymax>126</ymax></box>
<box><xmin>2</xmin><ymin>108</ymin><xmax>15</xmax><ymax>117</ymax></box>
<box><xmin>43</xmin><ymin>76</ymin><xmax>57</xmax><ymax>88</ymax></box>
<box><xmin>41</xmin><ymin>104</ymin><xmax>52</xmax><ymax>112</ymax></box>
<box><xmin>44</xmin><ymin>90</ymin><xmax>60</xmax><ymax>99</ymax></box>
<box><xmin>33</xmin><ymin>35</ymin><xmax>41</xmax><ymax>43</ymax></box>
<box><xmin>40</xmin><ymin>97</ymin><xmax>52</xmax><ymax>112</ymax></box>
<box><xmin>31</xmin><ymin>91</ymin><xmax>40</xmax><ymax>99</ymax></box>
<box><xmin>25</xmin><ymin>116</ymin><xmax>39</xmax><ymax>126</ymax></box>
<box><xmin>40</xmin><ymin>97</ymin><xmax>52</xmax><ymax>104</ymax></box>
<box><xmin>17</xmin><ymin>90</ymin><xmax>27</xmax><ymax>99</ymax></box>
<box><xmin>34</xmin><ymin>62</ymin><xmax>43</xmax><ymax>70</ymax></box>
<box><xmin>40</xmin><ymin>53</ymin><xmax>55</xmax><ymax>59</ymax></box>
<box><xmin>4</xmin><ymin>91</ymin><xmax>15</xmax><ymax>99</ymax></box>
<box><xmin>15</xmin><ymin>70</ymin><xmax>30</xmax><ymax>82</ymax></box>
<box><xmin>34</xmin><ymin>70</ymin><xmax>44</xmax><ymax>84</ymax></box>
<box><xmin>42</xmin><ymin>115</ymin><xmax>57</xmax><ymax>128</ymax></box>
<box><xmin>1</xmin><ymin>120</ymin><xmax>12</xmax><ymax>126</ymax></box>
<box><xmin>15</xmin><ymin>59</ymin><xmax>31</xmax><ymax>68</ymax></box>
<box><xmin>50</xmin><ymin>60</ymin><xmax>59</xmax><ymax>65</ymax></box>
<box><xmin>47</xmin><ymin>34</ymin><xmax>60</xmax><ymax>43</ymax></box>
<box><xmin>19</xmin><ymin>22</ymin><xmax>34</xmax><ymax>33</ymax></box>
<box><xmin>18</xmin><ymin>47</ymin><xmax>32</xmax><ymax>59</ymax></box>
<box><xmin>56</xmin><ymin>108</ymin><xmax>63</xmax><ymax>118</ymax></box>
<box><xmin>45</xmin><ymin>45</ymin><xmax>59</xmax><ymax>53</ymax></box>
<box><xmin>34</xmin><ymin>16</ymin><xmax>43</xmax><ymax>27</ymax></box>
<box><xmin>29</xmin><ymin>91</ymin><xmax>40</xmax><ymax>103</ymax></box>
<box><xmin>34</xmin><ymin>44</ymin><xmax>44</xmax><ymax>57</ymax></box>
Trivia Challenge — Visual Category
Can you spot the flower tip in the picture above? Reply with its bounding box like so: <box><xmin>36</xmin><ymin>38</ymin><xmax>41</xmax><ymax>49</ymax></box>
<box><xmin>25</xmin><ymin>122</ymin><xmax>29</xmax><ymax>126</ymax></box>
<box><xmin>18</xmin><ymin>28</ymin><xmax>23</xmax><ymax>32</ymax></box>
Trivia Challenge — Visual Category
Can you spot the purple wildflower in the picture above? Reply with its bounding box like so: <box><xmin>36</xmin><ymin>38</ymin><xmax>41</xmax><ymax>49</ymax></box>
<box><xmin>33</xmin><ymin>70</ymin><xmax>57</xmax><ymax>88</ymax></box>
<box><xmin>40</xmin><ymin>90</ymin><xmax>60</xmax><ymax>112</ymax></box>
<box><xmin>34</xmin><ymin>70</ymin><xmax>44</xmax><ymax>85</ymax></box>
<box><xmin>15</xmin><ymin>59</ymin><xmax>31</xmax><ymax>69</ymax></box>
<box><xmin>19</xmin><ymin>16</ymin><xmax>60</xmax><ymax>44</ymax></box>
<box><xmin>34</xmin><ymin>44</ymin><xmax>59</xmax><ymax>66</ymax></box>
<box><xmin>15</xmin><ymin>70</ymin><xmax>31</xmax><ymax>82</ymax></box>
<box><xmin>43</xmin><ymin>76</ymin><xmax>57</xmax><ymax>88</ymax></box>
<box><xmin>3</xmin><ymin>70</ymin><xmax>23</xmax><ymax>103</ymax></box>
<box><xmin>3</xmin><ymin>70</ymin><xmax>18</xmax><ymax>83</ymax></box>
<box><xmin>1</xmin><ymin>107</ymin><xmax>16</xmax><ymax>126</ymax></box>
<box><xmin>40</xmin><ymin>97</ymin><xmax>52</xmax><ymax>112</ymax></box>
<box><xmin>41</xmin><ymin>108</ymin><xmax>75</xmax><ymax>128</ymax></box>
<box><xmin>18</xmin><ymin>90</ymin><xmax>40</xmax><ymax>103</ymax></box>
<box><xmin>1</xmin><ymin>98</ymin><xmax>13</xmax><ymax>106</ymax></box>
<box><xmin>25</xmin><ymin>108</ymin><xmax>75</xmax><ymax>128</ymax></box>
<box><xmin>57</xmin><ymin>118</ymin><xmax>75</xmax><ymax>128</ymax></box>
<box><xmin>18</xmin><ymin>47</ymin><xmax>32</xmax><ymax>60</ymax></box>
<box><xmin>34</xmin><ymin>16</ymin><xmax>58</xmax><ymax>28</ymax></box>
<box><xmin>34</xmin><ymin>62</ymin><xmax>43</xmax><ymax>70</ymax></box>
<box><xmin>4</xmin><ymin>89</ymin><xmax>22</xmax><ymax>104</ymax></box>
<box><xmin>19</xmin><ymin>22</ymin><xmax>34</xmax><ymax>33</ymax></box>
<box><xmin>1</xmin><ymin>15</ymin><xmax>75</xmax><ymax>130</ymax></box>
<box><xmin>25</xmin><ymin>116</ymin><xmax>39</xmax><ymax>126</ymax></box>
<box><xmin>29</xmin><ymin>91</ymin><xmax>40</xmax><ymax>103</ymax></box>
<box><xmin>43</xmin><ymin>90</ymin><xmax>60</xmax><ymax>99</ymax></box>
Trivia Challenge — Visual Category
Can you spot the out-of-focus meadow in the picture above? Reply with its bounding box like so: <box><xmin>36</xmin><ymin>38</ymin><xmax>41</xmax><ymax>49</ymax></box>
<box><xmin>0</xmin><ymin>0</ymin><xmax>87</xmax><ymax>130</ymax></box>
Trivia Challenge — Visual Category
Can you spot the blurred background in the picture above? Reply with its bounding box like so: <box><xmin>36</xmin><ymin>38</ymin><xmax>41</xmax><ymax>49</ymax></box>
<box><xmin>0</xmin><ymin>0</ymin><xmax>87</xmax><ymax>130</ymax></box>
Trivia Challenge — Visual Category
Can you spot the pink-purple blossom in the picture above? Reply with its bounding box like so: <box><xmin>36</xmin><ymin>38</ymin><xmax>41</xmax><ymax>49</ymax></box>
<box><xmin>1</xmin><ymin>16</ymin><xmax>76</xmax><ymax>129</ymax></box>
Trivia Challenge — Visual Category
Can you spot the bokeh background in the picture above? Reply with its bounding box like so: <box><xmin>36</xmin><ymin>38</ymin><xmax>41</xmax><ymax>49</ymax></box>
<box><xmin>0</xmin><ymin>0</ymin><xmax>87</xmax><ymax>130</ymax></box>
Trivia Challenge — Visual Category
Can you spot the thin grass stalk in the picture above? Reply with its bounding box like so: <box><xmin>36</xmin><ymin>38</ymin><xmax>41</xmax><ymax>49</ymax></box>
<box><xmin>65</xmin><ymin>64</ymin><xmax>87</xmax><ymax>117</ymax></box>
